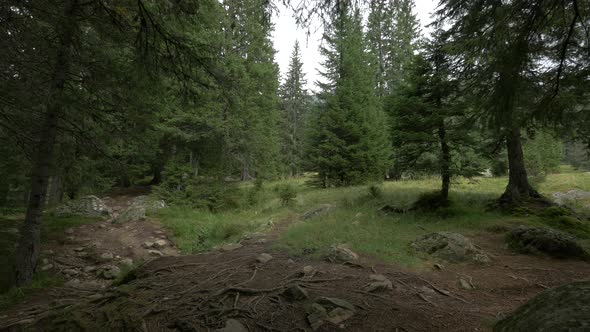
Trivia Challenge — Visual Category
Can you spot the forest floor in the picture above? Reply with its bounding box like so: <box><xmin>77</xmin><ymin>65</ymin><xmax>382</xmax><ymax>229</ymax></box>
<box><xmin>1</xmin><ymin>171</ymin><xmax>590</xmax><ymax>331</ymax></box>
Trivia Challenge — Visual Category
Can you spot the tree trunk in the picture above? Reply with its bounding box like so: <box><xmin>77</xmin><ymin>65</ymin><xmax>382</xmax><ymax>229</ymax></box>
<box><xmin>13</xmin><ymin>0</ymin><xmax>77</xmax><ymax>287</ymax></box>
<box><xmin>499</xmin><ymin>127</ymin><xmax>540</xmax><ymax>204</ymax></box>
<box><xmin>438</xmin><ymin>120</ymin><xmax>451</xmax><ymax>201</ymax></box>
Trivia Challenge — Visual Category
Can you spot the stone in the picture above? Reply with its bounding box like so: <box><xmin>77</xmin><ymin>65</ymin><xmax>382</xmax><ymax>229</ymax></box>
<box><xmin>307</xmin><ymin>303</ymin><xmax>328</xmax><ymax>330</ymax></box>
<box><xmin>552</xmin><ymin>190</ymin><xmax>590</xmax><ymax>206</ymax></box>
<box><xmin>100</xmin><ymin>252</ymin><xmax>114</xmax><ymax>260</ymax></box>
<box><xmin>42</xmin><ymin>258</ymin><xmax>49</xmax><ymax>265</ymax></box>
<box><xmin>65</xmin><ymin>228</ymin><xmax>74</xmax><ymax>235</ymax></box>
<box><xmin>308</xmin><ymin>297</ymin><xmax>355</xmax><ymax>330</ymax></box>
<box><xmin>220</xmin><ymin>243</ymin><xmax>243</xmax><ymax>252</ymax></box>
<box><xmin>142</xmin><ymin>241</ymin><xmax>154</xmax><ymax>249</ymax></box>
<box><xmin>256</xmin><ymin>253</ymin><xmax>273</xmax><ymax>264</ymax></box>
<box><xmin>87</xmin><ymin>293</ymin><xmax>103</xmax><ymax>300</ymax></box>
<box><xmin>302</xmin><ymin>204</ymin><xmax>335</xmax><ymax>220</ymax></box>
<box><xmin>286</xmin><ymin>259</ymin><xmax>295</xmax><ymax>264</ymax></box>
<box><xmin>256</xmin><ymin>238</ymin><xmax>267</xmax><ymax>244</ymax></box>
<box><xmin>73</xmin><ymin>247</ymin><xmax>85</xmax><ymax>252</ymax></box>
<box><xmin>99</xmin><ymin>224</ymin><xmax>107</xmax><ymax>229</ymax></box>
<box><xmin>55</xmin><ymin>196</ymin><xmax>111</xmax><ymax>218</ymax></box>
<box><xmin>303</xmin><ymin>265</ymin><xmax>317</xmax><ymax>278</ymax></box>
<box><xmin>366</xmin><ymin>274</ymin><xmax>393</xmax><ymax>292</ymax></box>
<box><xmin>315</xmin><ymin>297</ymin><xmax>355</xmax><ymax>311</ymax></box>
<box><xmin>506</xmin><ymin>226</ymin><xmax>588</xmax><ymax>258</ymax></box>
<box><xmin>329</xmin><ymin>244</ymin><xmax>359</xmax><ymax>262</ymax></box>
<box><xmin>325</xmin><ymin>307</ymin><xmax>354</xmax><ymax>325</ymax></box>
<box><xmin>112</xmin><ymin>196</ymin><xmax>166</xmax><ymax>224</ymax></box>
<box><xmin>63</xmin><ymin>268</ymin><xmax>79</xmax><ymax>276</ymax></box>
<box><xmin>148</xmin><ymin>250</ymin><xmax>164</xmax><ymax>257</ymax></box>
<box><xmin>153</xmin><ymin>239</ymin><xmax>167</xmax><ymax>248</ymax></box>
<box><xmin>97</xmin><ymin>265</ymin><xmax>121</xmax><ymax>280</ymax></box>
<box><xmin>495</xmin><ymin>281</ymin><xmax>590</xmax><ymax>331</ymax></box>
<box><xmin>83</xmin><ymin>266</ymin><xmax>97</xmax><ymax>273</ymax></box>
<box><xmin>215</xmin><ymin>319</ymin><xmax>248</xmax><ymax>332</ymax></box>
<box><xmin>411</xmin><ymin>232</ymin><xmax>491</xmax><ymax>264</ymax></box>
<box><xmin>40</xmin><ymin>264</ymin><xmax>54</xmax><ymax>271</ymax></box>
<box><xmin>120</xmin><ymin>258</ymin><xmax>133</xmax><ymax>266</ymax></box>
<box><xmin>434</xmin><ymin>263</ymin><xmax>444</xmax><ymax>270</ymax></box>
<box><xmin>64</xmin><ymin>279</ymin><xmax>80</xmax><ymax>287</ymax></box>
<box><xmin>282</xmin><ymin>285</ymin><xmax>308</xmax><ymax>301</ymax></box>
<box><xmin>458</xmin><ymin>278</ymin><xmax>474</xmax><ymax>290</ymax></box>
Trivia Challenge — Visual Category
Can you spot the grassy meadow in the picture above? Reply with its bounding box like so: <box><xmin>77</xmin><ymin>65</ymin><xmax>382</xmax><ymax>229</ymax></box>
<box><xmin>155</xmin><ymin>166</ymin><xmax>590</xmax><ymax>268</ymax></box>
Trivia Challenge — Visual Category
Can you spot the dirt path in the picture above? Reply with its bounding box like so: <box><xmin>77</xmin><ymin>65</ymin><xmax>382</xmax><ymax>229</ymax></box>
<box><xmin>2</xmin><ymin>197</ymin><xmax>590</xmax><ymax>331</ymax></box>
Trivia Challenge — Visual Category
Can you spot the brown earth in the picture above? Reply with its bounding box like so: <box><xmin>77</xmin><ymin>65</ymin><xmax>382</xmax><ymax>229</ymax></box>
<box><xmin>1</xmin><ymin>192</ymin><xmax>590</xmax><ymax>331</ymax></box>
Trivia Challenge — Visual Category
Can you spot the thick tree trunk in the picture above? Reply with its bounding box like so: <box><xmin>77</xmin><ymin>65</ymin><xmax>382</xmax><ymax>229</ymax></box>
<box><xmin>13</xmin><ymin>0</ymin><xmax>77</xmax><ymax>287</ymax></box>
<box><xmin>499</xmin><ymin>127</ymin><xmax>540</xmax><ymax>204</ymax></box>
<box><xmin>438</xmin><ymin>121</ymin><xmax>451</xmax><ymax>201</ymax></box>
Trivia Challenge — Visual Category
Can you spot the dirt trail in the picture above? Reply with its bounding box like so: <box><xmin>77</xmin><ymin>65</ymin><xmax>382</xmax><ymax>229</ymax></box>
<box><xmin>2</xmin><ymin>196</ymin><xmax>590</xmax><ymax>331</ymax></box>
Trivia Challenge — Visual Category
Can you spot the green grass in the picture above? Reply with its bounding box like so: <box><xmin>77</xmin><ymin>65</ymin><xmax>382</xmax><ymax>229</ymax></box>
<box><xmin>155</xmin><ymin>168</ymin><xmax>590</xmax><ymax>268</ymax></box>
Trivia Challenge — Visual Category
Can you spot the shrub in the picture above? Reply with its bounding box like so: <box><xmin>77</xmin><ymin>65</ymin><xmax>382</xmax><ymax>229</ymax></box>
<box><xmin>275</xmin><ymin>183</ymin><xmax>297</xmax><ymax>206</ymax></box>
<box><xmin>368</xmin><ymin>183</ymin><xmax>383</xmax><ymax>199</ymax></box>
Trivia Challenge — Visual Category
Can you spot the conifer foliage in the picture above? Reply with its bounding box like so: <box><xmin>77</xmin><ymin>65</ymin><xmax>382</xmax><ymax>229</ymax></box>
<box><xmin>307</xmin><ymin>3</ymin><xmax>391</xmax><ymax>187</ymax></box>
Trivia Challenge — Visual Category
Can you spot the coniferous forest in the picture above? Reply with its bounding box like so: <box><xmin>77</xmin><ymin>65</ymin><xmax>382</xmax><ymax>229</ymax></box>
<box><xmin>1</xmin><ymin>1</ymin><xmax>590</xmax><ymax>331</ymax></box>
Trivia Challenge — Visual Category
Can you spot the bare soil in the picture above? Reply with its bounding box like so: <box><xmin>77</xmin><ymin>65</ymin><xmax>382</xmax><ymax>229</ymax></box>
<box><xmin>1</xmin><ymin>192</ymin><xmax>590</xmax><ymax>331</ymax></box>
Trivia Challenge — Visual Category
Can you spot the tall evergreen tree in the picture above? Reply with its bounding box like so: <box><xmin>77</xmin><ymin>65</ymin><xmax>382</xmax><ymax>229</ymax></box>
<box><xmin>437</xmin><ymin>0</ymin><xmax>590</xmax><ymax>205</ymax></box>
<box><xmin>308</xmin><ymin>3</ymin><xmax>390</xmax><ymax>187</ymax></box>
<box><xmin>280</xmin><ymin>41</ymin><xmax>309</xmax><ymax>177</ymax></box>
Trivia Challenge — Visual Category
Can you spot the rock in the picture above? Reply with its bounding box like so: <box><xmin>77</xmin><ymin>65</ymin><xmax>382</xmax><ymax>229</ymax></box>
<box><xmin>63</xmin><ymin>268</ymin><xmax>79</xmax><ymax>276</ymax></box>
<box><xmin>308</xmin><ymin>297</ymin><xmax>355</xmax><ymax>330</ymax></box>
<box><xmin>325</xmin><ymin>307</ymin><xmax>355</xmax><ymax>325</ymax></box>
<box><xmin>100</xmin><ymin>252</ymin><xmax>114</xmax><ymax>260</ymax></box>
<box><xmin>153</xmin><ymin>239</ymin><xmax>167</xmax><ymax>248</ymax></box>
<box><xmin>552</xmin><ymin>190</ymin><xmax>590</xmax><ymax>206</ymax></box>
<box><xmin>302</xmin><ymin>204</ymin><xmax>335</xmax><ymax>220</ymax></box>
<box><xmin>97</xmin><ymin>265</ymin><xmax>121</xmax><ymax>280</ymax></box>
<box><xmin>98</xmin><ymin>224</ymin><xmax>107</xmax><ymax>229</ymax></box>
<box><xmin>40</xmin><ymin>264</ymin><xmax>54</xmax><ymax>272</ymax></box>
<box><xmin>83</xmin><ymin>266</ymin><xmax>97</xmax><ymax>273</ymax></box>
<box><xmin>303</xmin><ymin>265</ymin><xmax>317</xmax><ymax>278</ymax></box>
<box><xmin>495</xmin><ymin>281</ymin><xmax>590</xmax><ymax>332</ymax></box>
<box><xmin>120</xmin><ymin>258</ymin><xmax>133</xmax><ymax>266</ymax></box>
<box><xmin>458</xmin><ymin>278</ymin><xmax>474</xmax><ymax>290</ymax></box>
<box><xmin>434</xmin><ymin>263</ymin><xmax>444</xmax><ymax>270</ymax></box>
<box><xmin>65</xmin><ymin>228</ymin><xmax>74</xmax><ymax>235</ymax></box>
<box><xmin>329</xmin><ymin>244</ymin><xmax>359</xmax><ymax>262</ymax></box>
<box><xmin>64</xmin><ymin>279</ymin><xmax>80</xmax><ymax>287</ymax></box>
<box><xmin>366</xmin><ymin>274</ymin><xmax>393</xmax><ymax>292</ymax></box>
<box><xmin>73</xmin><ymin>247</ymin><xmax>85</xmax><ymax>252</ymax></box>
<box><xmin>220</xmin><ymin>243</ymin><xmax>243</xmax><ymax>252</ymax></box>
<box><xmin>42</xmin><ymin>258</ymin><xmax>49</xmax><ymax>265</ymax></box>
<box><xmin>315</xmin><ymin>297</ymin><xmax>355</xmax><ymax>311</ymax></box>
<box><xmin>55</xmin><ymin>196</ymin><xmax>111</xmax><ymax>218</ymax></box>
<box><xmin>87</xmin><ymin>293</ymin><xmax>103</xmax><ymax>300</ymax></box>
<box><xmin>148</xmin><ymin>250</ymin><xmax>164</xmax><ymax>257</ymax></box>
<box><xmin>142</xmin><ymin>241</ymin><xmax>154</xmax><ymax>249</ymax></box>
<box><xmin>215</xmin><ymin>319</ymin><xmax>248</xmax><ymax>332</ymax></box>
<box><xmin>282</xmin><ymin>285</ymin><xmax>308</xmax><ymax>301</ymax></box>
<box><xmin>307</xmin><ymin>303</ymin><xmax>328</xmax><ymax>330</ymax></box>
<box><xmin>506</xmin><ymin>226</ymin><xmax>588</xmax><ymax>258</ymax></box>
<box><xmin>112</xmin><ymin>196</ymin><xmax>166</xmax><ymax>224</ymax></box>
<box><xmin>411</xmin><ymin>232</ymin><xmax>491</xmax><ymax>264</ymax></box>
<box><xmin>256</xmin><ymin>253</ymin><xmax>273</xmax><ymax>264</ymax></box>
<box><xmin>286</xmin><ymin>259</ymin><xmax>295</xmax><ymax>264</ymax></box>
<box><xmin>256</xmin><ymin>238</ymin><xmax>267</xmax><ymax>244</ymax></box>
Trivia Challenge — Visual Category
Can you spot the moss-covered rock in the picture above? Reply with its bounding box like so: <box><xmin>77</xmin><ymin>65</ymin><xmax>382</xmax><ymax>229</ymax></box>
<box><xmin>411</xmin><ymin>232</ymin><xmax>490</xmax><ymax>264</ymax></box>
<box><xmin>495</xmin><ymin>281</ymin><xmax>590</xmax><ymax>331</ymax></box>
<box><xmin>506</xmin><ymin>226</ymin><xmax>588</xmax><ymax>258</ymax></box>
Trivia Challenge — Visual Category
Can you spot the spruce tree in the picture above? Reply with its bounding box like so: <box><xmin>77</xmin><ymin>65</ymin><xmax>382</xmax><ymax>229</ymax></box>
<box><xmin>280</xmin><ymin>41</ymin><xmax>309</xmax><ymax>177</ymax></box>
<box><xmin>308</xmin><ymin>3</ymin><xmax>390</xmax><ymax>187</ymax></box>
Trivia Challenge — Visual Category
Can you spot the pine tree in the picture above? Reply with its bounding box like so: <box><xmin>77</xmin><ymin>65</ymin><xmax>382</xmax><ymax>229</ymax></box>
<box><xmin>280</xmin><ymin>41</ymin><xmax>309</xmax><ymax>177</ymax></box>
<box><xmin>436</xmin><ymin>0</ymin><xmax>590</xmax><ymax>205</ymax></box>
<box><xmin>308</xmin><ymin>3</ymin><xmax>391</xmax><ymax>187</ymax></box>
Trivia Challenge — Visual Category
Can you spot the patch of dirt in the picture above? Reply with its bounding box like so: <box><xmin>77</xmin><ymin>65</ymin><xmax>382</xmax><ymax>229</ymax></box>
<box><xmin>2</xmin><ymin>204</ymin><xmax>590</xmax><ymax>331</ymax></box>
<box><xmin>34</xmin><ymin>189</ymin><xmax>180</xmax><ymax>289</ymax></box>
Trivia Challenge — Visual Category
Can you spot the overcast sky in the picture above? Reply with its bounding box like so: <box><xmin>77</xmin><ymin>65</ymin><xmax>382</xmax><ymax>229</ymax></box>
<box><xmin>271</xmin><ymin>0</ymin><xmax>438</xmax><ymax>92</ymax></box>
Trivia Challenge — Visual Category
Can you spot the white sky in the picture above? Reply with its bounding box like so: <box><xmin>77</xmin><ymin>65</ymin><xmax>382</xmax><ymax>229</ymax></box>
<box><xmin>271</xmin><ymin>0</ymin><xmax>438</xmax><ymax>92</ymax></box>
